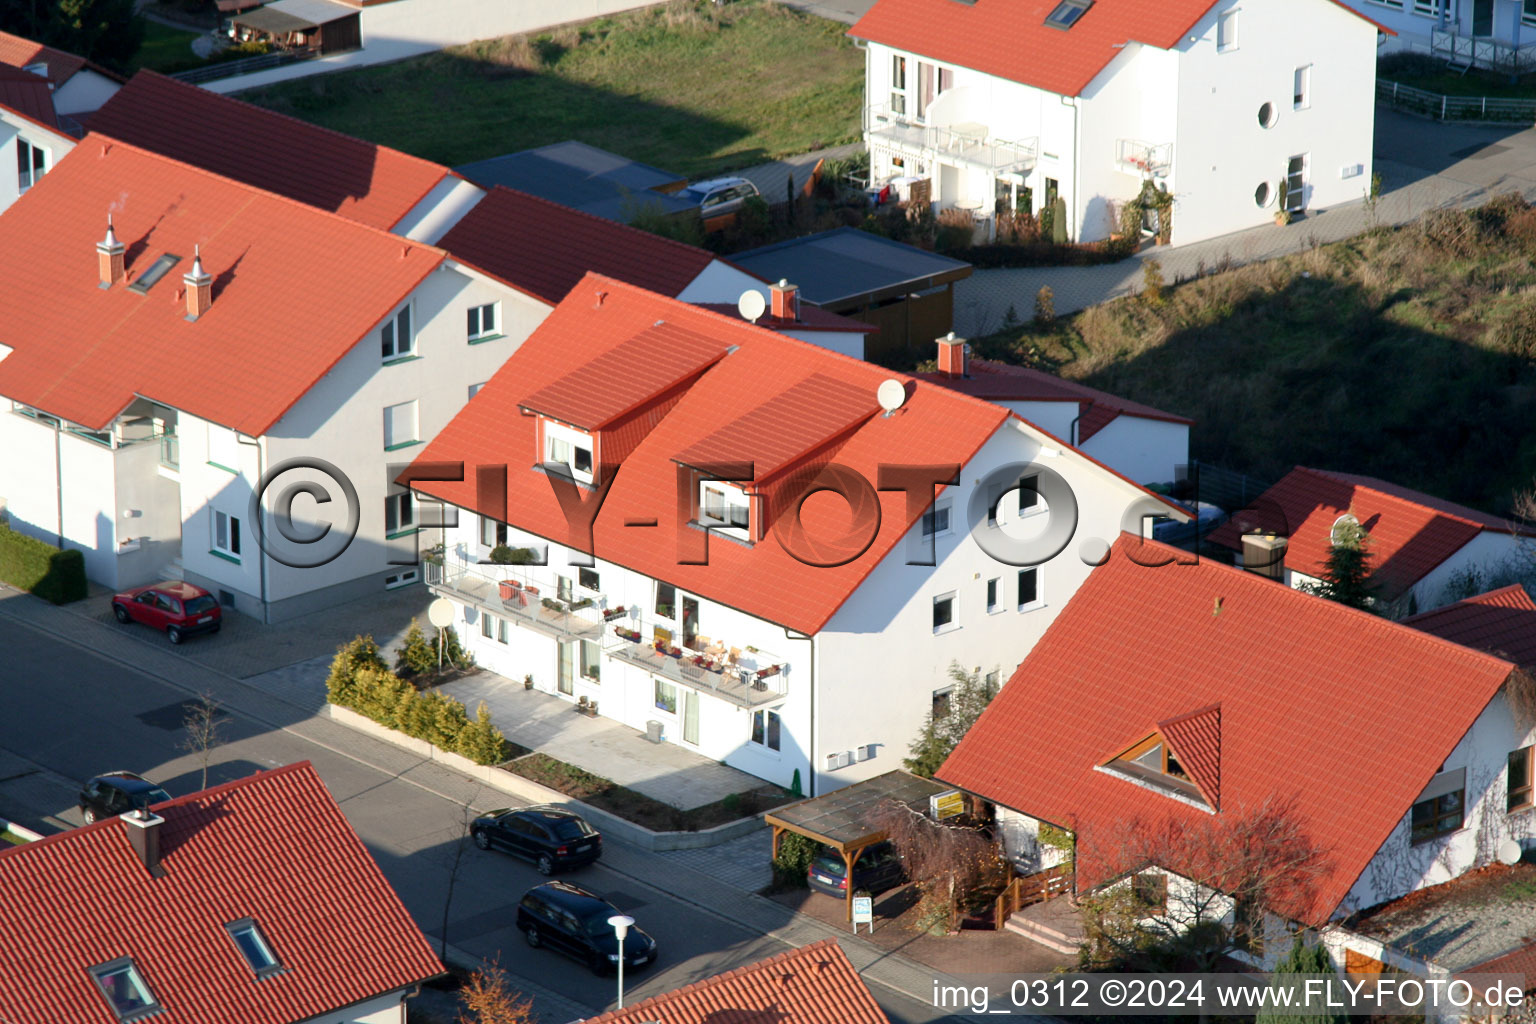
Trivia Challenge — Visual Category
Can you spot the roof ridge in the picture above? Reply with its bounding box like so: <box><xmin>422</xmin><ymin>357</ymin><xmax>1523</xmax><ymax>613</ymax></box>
<box><xmin>1402</xmin><ymin>584</ymin><xmax>1536</xmax><ymax>624</ymax></box>
<box><xmin>82</xmin><ymin>131</ymin><xmax>450</xmax><ymax>257</ymax></box>
<box><xmin>1302</xmin><ymin>465</ymin><xmax>1510</xmax><ymax>532</ymax></box>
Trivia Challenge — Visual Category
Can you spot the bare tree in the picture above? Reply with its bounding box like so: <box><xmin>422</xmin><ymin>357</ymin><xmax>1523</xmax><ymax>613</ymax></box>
<box><xmin>868</xmin><ymin>797</ymin><xmax>1001</xmax><ymax>933</ymax></box>
<box><xmin>1078</xmin><ymin>799</ymin><xmax>1333</xmax><ymax>972</ymax></box>
<box><xmin>438</xmin><ymin>795</ymin><xmax>480</xmax><ymax>964</ymax></box>
<box><xmin>456</xmin><ymin>958</ymin><xmax>536</xmax><ymax>1024</ymax></box>
<box><xmin>180</xmin><ymin>691</ymin><xmax>227</xmax><ymax>790</ymax></box>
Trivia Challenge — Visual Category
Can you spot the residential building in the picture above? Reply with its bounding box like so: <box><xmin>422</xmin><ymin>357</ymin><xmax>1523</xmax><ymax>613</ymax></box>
<box><xmin>578</xmin><ymin>938</ymin><xmax>888</xmax><ymax>1024</ymax></box>
<box><xmin>1209</xmin><ymin>465</ymin><xmax>1528</xmax><ymax>616</ymax></box>
<box><xmin>940</xmin><ymin>534</ymin><xmax>1536</xmax><ymax>985</ymax></box>
<box><xmin>456</xmin><ymin>140</ymin><xmax>694</xmax><ymax>223</ymax></box>
<box><xmin>916</xmin><ymin>344</ymin><xmax>1191</xmax><ymax>485</ymax></box>
<box><xmin>848</xmin><ymin>0</ymin><xmax>1387</xmax><ymax>246</ymax></box>
<box><xmin>1405</xmin><ymin>583</ymin><xmax>1536</xmax><ymax>668</ymax></box>
<box><xmin>1344</xmin><ymin>0</ymin><xmax>1535</xmax><ymax>67</ymax></box>
<box><xmin>0</xmin><ymin>30</ymin><xmax>121</xmax><ymax>118</ymax></box>
<box><xmin>0</xmin><ymin>63</ymin><xmax>80</xmax><ymax>212</ymax></box>
<box><xmin>408</xmin><ymin>272</ymin><xmax>1185</xmax><ymax>795</ymax></box>
<box><xmin>0</xmin><ymin>761</ymin><xmax>442</xmax><ymax>1023</ymax></box>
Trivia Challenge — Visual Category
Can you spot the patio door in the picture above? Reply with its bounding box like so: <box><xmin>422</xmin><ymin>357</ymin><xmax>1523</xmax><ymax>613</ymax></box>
<box><xmin>681</xmin><ymin>596</ymin><xmax>700</xmax><ymax>650</ymax></box>
<box><xmin>683</xmin><ymin>691</ymin><xmax>699</xmax><ymax>746</ymax></box>
<box><xmin>557</xmin><ymin>642</ymin><xmax>574</xmax><ymax>695</ymax></box>
<box><xmin>1286</xmin><ymin>155</ymin><xmax>1307</xmax><ymax>212</ymax></box>
<box><xmin>1473</xmin><ymin>0</ymin><xmax>1493</xmax><ymax>37</ymax></box>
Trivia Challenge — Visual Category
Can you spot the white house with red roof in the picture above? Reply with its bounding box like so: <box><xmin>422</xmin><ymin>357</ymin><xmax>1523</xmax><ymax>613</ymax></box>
<box><xmin>0</xmin><ymin>761</ymin><xmax>442</xmax><ymax>1024</ymax></box>
<box><xmin>941</xmin><ymin>535</ymin><xmax>1536</xmax><ymax>984</ymax></box>
<box><xmin>408</xmin><ymin>272</ymin><xmax>1186</xmax><ymax>794</ymax></box>
<box><xmin>916</xmin><ymin>340</ymin><xmax>1190</xmax><ymax>484</ymax></box>
<box><xmin>0</xmin><ymin>30</ymin><xmax>121</xmax><ymax>118</ymax></box>
<box><xmin>849</xmin><ymin>0</ymin><xmax>1386</xmax><ymax>247</ymax></box>
<box><xmin>1341</xmin><ymin>0</ymin><xmax>1532</xmax><ymax>66</ymax></box>
<box><xmin>1209</xmin><ymin>466</ymin><xmax>1529</xmax><ymax>616</ymax></box>
<box><xmin>0</xmin><ymin>63</ymin><xmax>80</xmax><ymax>212</ymax></box>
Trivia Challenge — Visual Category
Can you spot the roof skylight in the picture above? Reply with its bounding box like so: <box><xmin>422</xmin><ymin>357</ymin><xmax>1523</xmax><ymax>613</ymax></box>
<box><xmin>88</xmin><ymin>958</ymin><xmax>160</xmax><ymax>1022</ymax></box>
<box><xmin>1045</xmin><ymin>0</ymin><xmax>1093</xmax><ymax>29</ymax></box>
<box><xmin>127</xmin><ymin>253</ymin><xmax>182</xmax><ymax>295</ymax></box>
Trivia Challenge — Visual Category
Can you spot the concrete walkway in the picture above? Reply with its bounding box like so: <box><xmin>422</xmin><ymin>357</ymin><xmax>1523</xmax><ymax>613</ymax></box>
<box><xmin>954</xmin><ymin>109</ymin><xmax>1536</xmax><ymax>335</ymax></box>
<box><xmin>438</xmin><ymin>674</ymin><xmax>765</xmax><ymax>811</ymax></box>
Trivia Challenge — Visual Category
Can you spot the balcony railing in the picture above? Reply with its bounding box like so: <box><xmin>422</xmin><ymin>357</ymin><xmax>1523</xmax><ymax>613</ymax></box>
<box><xmin>1115</xmin><ymin>139</ymin><xmax>1172</xmax><ymax>178</ymax></box>
<box><xmin>863</xmin><ymin>104</ymin><xmax>1038</xmax><ymax>174</ymax></box>
<box><xmin>1431</xmin><ymin>28</ymin><xmax>1536</xmax><ymax>72</ymax></box>
<box><xmin>603</xmin><ymin>617</ymin><xmax>788</xmax><ymax>709</ymax></box>
<box><xmin>428</xmin><ymin>559</ymin><xmax>604</xmax><ymax>642</ymax></box>
<box><xmin>160</xmin><ymin>434</ymin><xmax>179</xmax><ymax>470</ymax></box>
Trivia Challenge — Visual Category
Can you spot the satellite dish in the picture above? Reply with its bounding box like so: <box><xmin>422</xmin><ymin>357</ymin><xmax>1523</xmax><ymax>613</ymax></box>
<box><xmin>877</xmin><ymin>379</ymin><xmax>907</xmax><ymax>415</ymax></box>
<box><xmin>427</xmin><ymin>597</ymin><xmax>455</xmax><ymax>629</ymax></box>
<box><xmin>736</xmin><ymin>289</ymin><xmax>767</xmax><ymax>323</ymax></box>
<box><xmin>1330</xmin><ymin>512</ymin><xmax>1360</xmax><ymax>547</ymax></box>
<box><xmin>1498</xmin><ymin>839</ymin><xmax>1523</xmax><ymax>865</ymax></box>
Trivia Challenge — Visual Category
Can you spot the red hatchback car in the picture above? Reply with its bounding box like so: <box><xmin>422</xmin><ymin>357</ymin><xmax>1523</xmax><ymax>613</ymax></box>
<box><xmin>112</xmin><ymin>582</ymin><xmax>222</xmax><ymax>644</ymax></box>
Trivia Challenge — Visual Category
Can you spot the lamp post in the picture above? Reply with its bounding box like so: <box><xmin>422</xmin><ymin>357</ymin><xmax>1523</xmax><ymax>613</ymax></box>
<box><xmin>608</xmin><ymin>914</ymin><xmax>635</xmax><ymax>1009</ymax></box>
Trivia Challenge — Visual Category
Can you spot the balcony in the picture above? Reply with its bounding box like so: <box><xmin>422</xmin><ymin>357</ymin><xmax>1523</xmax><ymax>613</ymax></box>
<box><xmin>428</xmin><ymin>559</ymin><xmax>604</xmax><ymax>642</ymax></box>
<box><xmin>604</xmin><ymin>618</ymin><xmax>788</xmax><ymax>709</ymax></box>
<box><xmin>864</xmin><ymin>104</ymin><xmax>1038</xmax><ymax>175</ymax></box>
<box><xmin>1115</xmin><ymin>139</ymin><xmax>1172</xmax><ymax>179</ymax></box>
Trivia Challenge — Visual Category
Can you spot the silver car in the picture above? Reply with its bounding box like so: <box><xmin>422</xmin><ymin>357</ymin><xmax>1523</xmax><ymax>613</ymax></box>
<box><xmin>682</xmin><ymin>176</ymin><xmax>761</xmax><ymax>219</ymax></box>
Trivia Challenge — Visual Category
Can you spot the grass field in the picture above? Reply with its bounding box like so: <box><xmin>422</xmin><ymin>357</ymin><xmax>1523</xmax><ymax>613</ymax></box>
<box><xmin>955</xmin><ymin>196</ymin><xmax>1536</xmax><ymax>517</ymax></box>
<box><xmin>239</xmin><ymin>0</ymin><xmax>863</xmax><ymax>178</ymax></box>
<box><xmin>133</xmin><ymin>20</ymin><xmax>203</xmax><ymax>73</ymax></box>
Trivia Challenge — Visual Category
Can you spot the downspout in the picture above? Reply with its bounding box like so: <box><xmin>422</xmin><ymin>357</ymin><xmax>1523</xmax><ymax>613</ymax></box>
<box><xmin>1069</xmin><ymin>93</ymin><xmax>1082</xmax><ymax>246</ymax></box>
<box><xmin>53</xmin><ymin>417</ymin><xmax>63</xmax><ymax>548</ymax></box>
<box><xmin>783</xmin><ymin>626</ymin><xmax>816</xmax><ymax>797</ymax></box>
<box><xmin>235</xmin><ymin>433</ymin><xmax>269</xmax><ymax>624</ymax></box>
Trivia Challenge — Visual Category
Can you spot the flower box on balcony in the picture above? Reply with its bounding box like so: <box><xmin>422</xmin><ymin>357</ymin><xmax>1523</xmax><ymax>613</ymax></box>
<box><xmin>603</xmin><ymin>606</ymin><xmax>627</xmax><ymax>620</ymax></box>
<box><xmin>668</xmin><ymin>646</ymin><xmax>683</xmax><ymax>658</ymax></box>
<box><xmin>615</xmin><ymin>626</ymin><xmax>641</xmax><ymax>642</ymax></box>
<box><xmin>757</xmin><ymin>664</ymin><xmax>781</xmax><ymax>680</ymax></box>
<box><xmin>498</xmin><ymin>580</ymin><xmax>519</xmax><ymax>600</ymax></box>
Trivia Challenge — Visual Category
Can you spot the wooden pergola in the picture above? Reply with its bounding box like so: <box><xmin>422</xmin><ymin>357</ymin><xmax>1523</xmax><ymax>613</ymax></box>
<box><xmin>764</xmin><ymin>770</ymin><xmax>952</xmax><ymax>922</ymax></box>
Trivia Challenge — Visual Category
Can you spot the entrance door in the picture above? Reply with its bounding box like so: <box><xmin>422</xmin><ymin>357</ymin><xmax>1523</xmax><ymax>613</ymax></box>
<box><xmin>683</xmin><ymin>690</ymin><xmax>699</xmax><ymax>746</ymax></box>
<box><xmin>1286</xmin><ymin>155</ymin><xmax>1307</xmax><ymax>212</ymax></box>
<box><xmin>557</xmin><ymin>642</ymin><xmax>574</xmax><ymax>695</ymax></box>
<box><xmin>1473</xmin><ymin>0</ymin><xmax>1493</xmax><ymax>37</ymax></box>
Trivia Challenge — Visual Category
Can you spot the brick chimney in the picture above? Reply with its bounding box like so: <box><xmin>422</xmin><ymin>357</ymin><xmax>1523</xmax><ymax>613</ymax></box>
<box><xmin>769</xmin><ymin>279</ymin><xmax>799</xmax><ymax>321</ymax></box>
<box><xmin>937</xmin><ymin>332</ymin><xmax>968</xmax><ymax>377</ymax></box>
<box><xmin>97</xmin><ymin>216</ymin><xmax>124</xmax><ymax>289</ymax></box>
<box><xmin>183</xmin><ymin>246</ymin><xmax>211</xmax><ymax>321</ymax></box>
<box><xmin>122</xmin><ymin>805</ymin><xmax>167</xmax><ymax>879</ymax></box>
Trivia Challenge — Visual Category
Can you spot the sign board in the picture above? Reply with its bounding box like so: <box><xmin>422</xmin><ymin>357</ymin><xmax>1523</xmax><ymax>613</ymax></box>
<box><xmin>930</xmin><ymin>790</ymin><xmax>965</xmax><ymax>820</ymax></box>
<box><xmin>852</xmin><ymin>896</ymin><xmax>873</xmax><ymax>930</ymax></box>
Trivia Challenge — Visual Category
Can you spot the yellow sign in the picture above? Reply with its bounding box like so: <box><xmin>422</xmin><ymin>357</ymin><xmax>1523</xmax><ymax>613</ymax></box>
<box><xmin>930</xmin><ymin>790</ymin><xmax>965</xmax><ymax>820</ymax></box>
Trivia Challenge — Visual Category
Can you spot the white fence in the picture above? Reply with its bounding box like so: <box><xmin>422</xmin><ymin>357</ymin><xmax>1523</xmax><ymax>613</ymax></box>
<box><xmin>1377</xmin><ymin>79</ymin><xmax>1536</xmax><ymax>123</ymax></box>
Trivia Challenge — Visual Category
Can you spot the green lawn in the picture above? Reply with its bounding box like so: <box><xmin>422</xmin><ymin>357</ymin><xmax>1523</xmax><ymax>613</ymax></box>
<box><xmin>133</xmin><ymin>20</ymin><xmax>204</xmax><ymax>74</ymax></box>
<box><xmin>239</xmin><ymin>0</ymin><xmax>864</xmax><ymax>178</ymax></box>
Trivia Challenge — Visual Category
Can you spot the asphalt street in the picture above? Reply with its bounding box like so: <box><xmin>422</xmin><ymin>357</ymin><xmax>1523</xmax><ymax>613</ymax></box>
<box><xmin>0</xmin><ymin>609</ymin><xmax>962</xmax><ymax>1024</ymax></box>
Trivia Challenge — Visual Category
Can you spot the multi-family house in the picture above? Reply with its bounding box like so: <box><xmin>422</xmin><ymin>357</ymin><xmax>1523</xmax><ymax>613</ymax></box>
<box><xmin>941</xmin><ymin>535</ymin><xmax>1536</xmax><ymax>987</ymax></box>
<box><xmin>848</xmin><ymin>0</ymin><xmax>1387</xmax><ymax>246</ymax></box>
<box><xmin>0</xmin><ymin>63</ymin><xmax>79</xmax><ymax>211</ymax></box>
<box><xmin>0</xmin><ymin>30</ymin><xmax>121</xmax><ymax>119</ymax></box>
<box><xmin>1209</xmin><ymin>465</ymin><xmax>1528</xmax><ymax>616</ymax></box>
<box><xmin>0</xmin><ymin>761</ymin><xmax>442</xmax><ymax>1024</ymax></box>
<box><xmin>407</xmin><ymin>272</ymin><xmax>1185</xmax><ymax>795</ymax></box>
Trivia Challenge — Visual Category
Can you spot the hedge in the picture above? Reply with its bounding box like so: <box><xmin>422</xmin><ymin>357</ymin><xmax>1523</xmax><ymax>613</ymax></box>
<box><xmin>0</xmin><ymin>523</ymin><xmax>86</xmax><ymax>604</ymax></box>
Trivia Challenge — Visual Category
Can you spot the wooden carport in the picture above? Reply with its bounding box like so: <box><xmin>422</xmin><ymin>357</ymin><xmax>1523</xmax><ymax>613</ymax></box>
<box><xmin>764</xmin><ymin>770</ymin><xmax>952</xmax><ymax>922</ymax></box>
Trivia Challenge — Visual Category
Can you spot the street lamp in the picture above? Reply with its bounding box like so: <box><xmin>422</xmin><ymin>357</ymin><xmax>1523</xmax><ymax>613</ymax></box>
<box><xmin>607</xmin><ymin>913</ymin><xmax>636</xmax><ymax>1009</ymax></box>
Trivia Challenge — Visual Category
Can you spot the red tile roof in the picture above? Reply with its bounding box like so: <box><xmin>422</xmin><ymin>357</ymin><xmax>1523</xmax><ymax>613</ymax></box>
<box><xmin>581</xmin><ymin>939</ymin><xmax>889</xmax><ymax>1024</ymax></box>
<box><xmin>1159</xmin><ymin>703</ymin><xmax>1221</xmax><ymax>809</ymax></box>
<box><xmin>694</xmin><ymin>302</ymin><xmax>877</xmax><ymax>334</ymax></box>
<box><xmin>939</xmin><ymin>535</ymin><xmax>1515</xmax><ymax>921</ymax></box>
<box><xmin>410</xmin><ymin>273</ymin><xmax>1010</xmax><ymax>635</ymax></box>
<box><xmin>1404</xmin><ymin>584</ymin><xmax>1536</xmax><ymax>670</ymax></box>
<box><xmin>850</xmin><ymin>0</ymin><xmax>1388</xmax><ymax>97</ymax></box>
<box><xmin>0</xmin><ymin>30</ymin><xmax>87</xmax><ymax>86</ymax></box>
<box><xmin>520</xmin><ymin>322</ymin><xmax>731</xmax><ymax>430</ymax></box>
<box><xmin>438</xmin><ymin>186</ymin><xmax>725</xmax><ymax>305</ymax></box>
<box><xmin>88</xmin><ymin>71</ymin><xmax>451</xmax><ymax>231</ymax></box>
<box><xmin>0</xmin><ymin>135</ymin><xmax>442</xmax><ymax>435</ymax></box>
<box><xmin>917</xmin><ymin>359</ymin><xmax>1191</xmax><ymax>442</ymax></box>
<box><xmin>0</xmin><ymin>761</ymin><xmax>442</xmax><ymax>1024</ymax></box>
<box><xmin>1208</xmin><ymin>467</ymin><xmax>1514</xmax><ymax>602</ymax></box>
<box><xmin>0</xmin><ymin>62</ymin><xmax>60</xmax><ymax>129</ymax></box>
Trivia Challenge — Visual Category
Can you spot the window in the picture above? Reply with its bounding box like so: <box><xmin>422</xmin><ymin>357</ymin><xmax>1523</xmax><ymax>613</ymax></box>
<box><xmin>1257</xmin><ymin>102</ymin><xmax>1276</xmax><ymax>129</ymax></box>
<box><xmin>546</xmin><ymin>430</ymin><xmax>594</xmax><ymax>482</ymax></box>
<box><xmin>1526</xmin><ymin>0</ymin><xmax>1536</xmax><ymax>26</ymax></box>
<box><xmin>1414</xmin><ymin>0</ymin><xmax>1444</xmax><ymax>14</ymax></box>
<box><xmin>579</xmin><ymin>568</ymin><xmax>600</xmax><ymax>591</ymax></box>
<box><xmin>380</xmin><ymin>304</ymin><xmax>413</xmax><ymax>359</ymax></box>
<box><xmin>1018</xmin><ymin>474</ymin><xmax>1040</xmax><ymax>514</ymax></box>
<box><xmin>1216</xmin><ymin>9</ymin><xmax>1237</xmax><ymax>51</ymax></box>
<box><xmin>700</xmin><ymin>483</ymin><xmax>750</xmax><ymax>532</ymax></box>
<box><xmin>1133</xmin><ymin>873</ymin><xmax>1168</xmax><ymax>914</ymax></box>
<box><xmin>213</xmin><ymin>510</ymin><xmax>241</xmax><ymax>560</ymax></box>
<box><xmin>481</xmin><ymin>613</ymin><xmax>495</xmax><ymax>639</ymax></box>
<box><xmin>933</xmin><ymin>592</ymin><xmax>957</xmax><ymax>633</ymax></box>
<box><xmin>921</xmin><ymin>502</ymin><xmax>951</xmax><ymax>538</ymax></box>
<box><xmin>16</xmin><ymin>138</ymin><xmax>45</xmax><ymax>192</ymax></box>
<box><xmin>557</xmin><ymin>575</ymin><xmax>574</xmax><ymax>602</ymax></box>
<box><xmin>383</xmin><ymin>400</ymin><xmax>419</xmax><ymax>450</ymax></box>
<box><xmin>580</xmin><ymin>639</ymin><xmax>600</xmax><ymax>682</ymax></box>
<box><xmin>985</xmin><ymin>668</ymin><xmax>1000</xmax><ymax>689</ymax></box>
<box><xmin>1411</xmin><ymin>770</ymin><xmax>1465</xmax><ymax>843</ymax></box>
<box><xmin>226</xmin><ymin>919</ymin><xmax>281</xmax><ymax>976</ymax></box>
<box><xmin>655</xmin><ymin>582</ymin><xmax>677</xmax><ymax>620</ymax></box>
<box><xmin>1018</xmin><ymin>568</ymin><xmax>1041</xmax><ymax>609</ymax></box>
<box><xmin>385</xmin><ymin>492</ymin><xmax>413</xmax><ymax>535</ymax></box>
<box><xmin>1509</xmin><ymin>747</ymin><xmax>1534</xmax><ymax>812</ymax></box>
<box><xmin>932</xmin><ymin>686</ymin><xmax>954</xmax><ymax>719</ymax></box>
<box><xmin>1285</xmin><ymin>154</ymin><xmax>1307</xmax><ymax>212</ymax></box>
<box><xmin>655</xmin><ymin>678</ymin><xmax>677</xmax><ymax>714</ymax></box>
<box><xmin>89</xmin><ymin>959</ymin><xmax>159</xmax><ymax>1021</ymax></box>
<box><xmin>890</xmin><ymin>55</ymin><xmax>906</xmax><ymax>114</ymax></box>
<box><xmin>498</xmin><ymin>617</ymin><xmax>509</xmax><ymax>644</ymax></box>
<box><xmin>751</xmin><ymin>709</ymin><xmax>781</xmax><ymax>751</ymax></box>
<box><xmin>480</xmin><ymin>517</ymin><xmax>508</xmax><ymax>549</ymax></box>
<box><xmin>384</xmin><ymin>569</ymin><xmax>418</xmax><ymax>589</ymax></box>
<box><xmin>986</xmin><ymin>577</ymin><xmax>1000</xmax><ymax>613</ymax></box>
<box><xmin>468</xmin><ymin>381</ymin><xmax>489</xmax><ymax>400</ymax></box>
<box><xmin>1254</xmin><ymin>181</ymin><xmax>1272</xmax><ymax>207</ymax></box>
<box><xmin>1044</xmin><ymin>0</ymin><xmax>1093</xmax><ymax>29</ymax></box>
<box><xmin>467</xmin><ymin>302</ymin><xmax>499</xmax><ymax>340</ymax></box>
<box><xmin>1293</xmin><ymin>66</ymin><xmax>1311</xmax><ymax>110</ymax></box>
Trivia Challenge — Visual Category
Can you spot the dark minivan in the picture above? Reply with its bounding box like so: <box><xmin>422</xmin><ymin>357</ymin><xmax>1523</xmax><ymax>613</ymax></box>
<box><xmin>807</xmin><ymin>840</ymin><xmax>906</xmax><ymax>898</ymax></box>
<box><xmin>517</xmin><ymin>881</ymin><xmax>658</xmax><ymax>976</ymax></box>
<box><xmin>471</xmin><ymin>805</ymin><xmax>601</xmax><ymax>874</ymax></box>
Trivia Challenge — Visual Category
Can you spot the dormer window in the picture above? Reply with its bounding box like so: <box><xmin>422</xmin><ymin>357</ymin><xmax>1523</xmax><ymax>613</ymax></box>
<box><xmin>226</xmin><ymin>918</ymin><xmax>282</xmax><ymax>977</ymax></box>
<box><xmin>89</xmin><ymin>958</ymin><xmax>160</xmax><ymax>1022</ymax></box>
<box><xmin>1045</xmin><ymin>0</ymin><xmax>1092</xmax><ymax>29</ymax></box>
<box><xmin>1105</xmin><ymin>733</ymin><xmax>1206</xmax><ymax>805</ymax></box>
<box><xmin>699</xmin><ymin>480</ymin><xmax>751</xmax><ymax>536</ymax></box>
<box><xmin>544</xmin><ymin>421</ymin><xmax>595</xmax><ymax>485</ymax></box>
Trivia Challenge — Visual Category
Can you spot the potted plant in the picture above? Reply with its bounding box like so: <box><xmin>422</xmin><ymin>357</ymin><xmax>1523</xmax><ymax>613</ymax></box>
<box><xmin>667</xmin><ymin>645</ymin><xmax>683</xmax><ymax>658</ymax></box>
<box><xmin>1275</xmin><ymin>177</ymin><xmax>1291</xmax><ymax>225</ymax></box>
<box><xmin>498</xmin><ymin>579</ymin><xmax>519</xmax><ymax>600</ymax></box>
<box><xmin>577</xmin><ymin>696</ymin><xmax>589</xmax><ymax>711</ymax></box>
<box><xmin>588</xmin><ymin>700</ymin><xmax>598</xmax><ymax>717</ymax></box>
<box><xmin>524</xmin><ymin>674</ymin><xmax>534</xmax><ymax>690</ymax></box>
<box><xmin>603</xmin><ymin>605</ymin><xmax>627</xmax><ymax>620</ymax></box>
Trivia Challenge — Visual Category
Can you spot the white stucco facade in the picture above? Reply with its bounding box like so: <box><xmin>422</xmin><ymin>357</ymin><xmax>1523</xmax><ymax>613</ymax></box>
<box><xmin>861</xmin><ymin>0</ymin><xmax>1379</xmax><ymax>247</ymax></box>
<box><xmin>0</xmin><ymin>112</ymin><xmax>74</xmax><ymax>217</ymax></box>
<box><xmin>51</xmin><ymin>68</ymin><xmax>119</xmax><ymax>116</ymax></box>
<box><xmin>1281</xmin><ymin>529</ymin><xmax>1528</xmax><ymax>616</ymax></box>
<box><xmin>296</xmin><ymin>988</ymin><xmax>412</xmax><ymax>1024</ymax></box>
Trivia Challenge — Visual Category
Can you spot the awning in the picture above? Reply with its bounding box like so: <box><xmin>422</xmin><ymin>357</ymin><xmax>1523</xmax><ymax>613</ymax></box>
<box><xmin>233</xmin><ymin>0</ymin><xmax>355</xmax><ymax>33</ymax></box>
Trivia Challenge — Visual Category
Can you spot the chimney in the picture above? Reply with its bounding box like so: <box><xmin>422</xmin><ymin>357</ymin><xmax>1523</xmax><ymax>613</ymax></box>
<box><xmin>937</xmin><ymin>332</ymin><xmax>968</xmax><ymax>377</ymax></box>
<box><xmin>122</xmin><ymin>806</ymin><xmax>167</xmax><ymax>879</ymax></box>
<box><xmin>183</xmin><ymin>246</ymin><xmax>211</xmax><ymax>321</ymax></box>
<box><xmin>97</xmin><ymin>217</ymin><xmax>125</xmax><ymax>289</ymax></box>
<box><xmin>1241</xmin><ymin>532</ymin><xmax>1287</xmax><ymax>581</ymax></box>
<box><xmin>769</xmin><ymin>279</ymin><xmax>799</xmax><ymax>321</ymax></box>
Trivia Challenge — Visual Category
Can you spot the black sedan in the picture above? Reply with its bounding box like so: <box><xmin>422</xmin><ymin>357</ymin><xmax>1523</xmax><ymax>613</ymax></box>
<box><xmin>471</xmin><ymin>805</ymin><xmax>601</xmax><ymax>874</ymax></box>
<box><xmin>518</xmin><ymin>881</ymin><xmax>657</xmax><ymax>976</ymax></box>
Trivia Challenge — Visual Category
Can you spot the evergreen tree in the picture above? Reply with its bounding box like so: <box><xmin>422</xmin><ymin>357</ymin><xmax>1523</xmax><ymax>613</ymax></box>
<box><xmin>1256</xmin><ymin>936</ymin><xmax>1347</xmax><ymax>1024</ymax></box>
<box><xmin>904</xmin><ymin>663</ymin><xmax>999</xmax><ymax>777</ymax></box>
<box><xmin>1301</xmin><ymin>515</ymin><xmax>1377</xmax><ymax>612</ymax></box>
<box><xmin>395</xmin><ymin>618</ymin><xmax>436</xmax><ymax>676</ymax></box>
